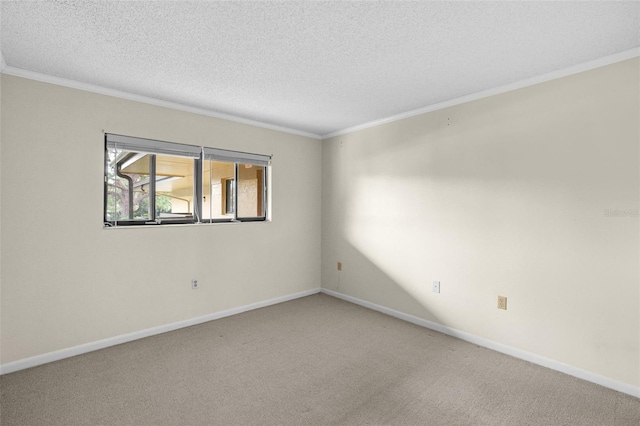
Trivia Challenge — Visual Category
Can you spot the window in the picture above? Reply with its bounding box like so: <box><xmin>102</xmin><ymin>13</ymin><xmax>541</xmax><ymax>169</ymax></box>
<box><xmin>104</xmin><ymin>134</ymin><xmax>270</xmax><ymax>227</ymax></box>
<box><xmin>223</xmin><ymin>178</ymin><xmax>235</xmax><ymax>215</ymax></box>
<box><xmin>237</xmin><ymin>163</ymin><xmax>265</xmax><ymax>218</ymax></box>
<box><xmin>202</xmin><ymin>147</ymin><xmax>269</xmax><ymax>223</ymax></box>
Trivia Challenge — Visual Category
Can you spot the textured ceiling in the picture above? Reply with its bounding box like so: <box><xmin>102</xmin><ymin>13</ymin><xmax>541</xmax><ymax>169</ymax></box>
<box><xmin>1</xmin><ymin>1</ymin><xmax>639</xmax><ymax>138</ymax></box>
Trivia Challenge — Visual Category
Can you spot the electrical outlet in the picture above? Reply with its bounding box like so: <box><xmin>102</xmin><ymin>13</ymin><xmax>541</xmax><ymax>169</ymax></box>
<box><xmin>432</xmin><ymin>281</ymin><xmax>440</xmax><ymax>293</ymax></box>
<box><xmin>498</xmin><ymin>296</ymin><xmax>507</xmax><ymax>310</ymax></box>
<box><xmin>191</xmin><ymin>279</ymin><xmax>199</xmax><ymax>290</ymax></box>
<box><xmin>337</xmin><ymin>261</ymin><xmax>342</xmax><ymax>271</ymax></box>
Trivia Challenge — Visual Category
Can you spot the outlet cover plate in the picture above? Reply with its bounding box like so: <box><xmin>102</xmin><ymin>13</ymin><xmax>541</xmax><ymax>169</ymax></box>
<box><xmin>498</xmin><ymin>296</ymin><xmax>507</xmax><ymax>310</ymax></box>
<box><xmin>432</xmin><ymin>281</ymin><xmax>440</xmax><ymax>293</ymax></box>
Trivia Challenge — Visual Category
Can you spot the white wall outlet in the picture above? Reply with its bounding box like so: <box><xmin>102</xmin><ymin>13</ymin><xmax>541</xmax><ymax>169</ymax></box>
<box><xmin>191</xmin><ymin>279</ymin><xmax>199</xmax><ymax>290</ymax></box>
<box><xmin>432</xmin><ymin>281</ymin><xmax>440</xmax><ymax>293</ymax></box>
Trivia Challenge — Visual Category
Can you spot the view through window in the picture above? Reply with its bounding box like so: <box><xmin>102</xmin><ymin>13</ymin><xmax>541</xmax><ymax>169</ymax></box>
<box><xmin>105</xmin><ymin>134</ymin><xmax>270</xmax><ymax>226</ymax></box>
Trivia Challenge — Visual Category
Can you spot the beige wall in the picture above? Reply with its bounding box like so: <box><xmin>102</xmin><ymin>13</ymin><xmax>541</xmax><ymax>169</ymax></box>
<box><xmin>322</xmin><ymin>58</ymin><xmax>640</xmax><ymax>387</ymax></box>
<box><xmin>0</xmin><ymin>74</ymin><xmax>322</xmax><ymax>364</ymax></box>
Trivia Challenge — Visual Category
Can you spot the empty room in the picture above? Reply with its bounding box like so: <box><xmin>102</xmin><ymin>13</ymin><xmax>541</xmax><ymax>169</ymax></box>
<box><xmin>0</xmin><ymin>1</ymin><xmax>639</xmax><ymax>425</ymax></box>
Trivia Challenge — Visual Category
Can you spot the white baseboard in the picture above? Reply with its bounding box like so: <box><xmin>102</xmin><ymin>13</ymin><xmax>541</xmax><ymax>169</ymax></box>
<box><xmin>320</xmin><ymin>288</ymin><xmax>640</xmax><ymax>399</ymax></box>
<box><xmin>4</xmin><ymin>286</ymin><xmax>637</xmax><ymax>398</ymax></box>
<box><xmin>0</xmin><ymin>288</ymin><xmax>321</xmax><ymax>375</ymax></box>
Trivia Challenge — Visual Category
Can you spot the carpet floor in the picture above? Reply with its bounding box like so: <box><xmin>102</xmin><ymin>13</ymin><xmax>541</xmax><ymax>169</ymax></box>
<box><xmin>1</xmin><ymin>293</ymin><xmax>639</xmax><ymax>425</ymax></box>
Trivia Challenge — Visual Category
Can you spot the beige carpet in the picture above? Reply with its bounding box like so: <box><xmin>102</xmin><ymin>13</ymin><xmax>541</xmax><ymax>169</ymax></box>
<box><xmin>1</xmin><ymin>293</ymin><xmax>638</xmax><ymax>425</ymax></box>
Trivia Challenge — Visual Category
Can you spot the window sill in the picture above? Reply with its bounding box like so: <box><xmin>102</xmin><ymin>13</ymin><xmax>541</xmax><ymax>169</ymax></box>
<box><xmin>103</xmin><ymin>220</ymin><xmax>269</xmax><ymax>230</ymax></box>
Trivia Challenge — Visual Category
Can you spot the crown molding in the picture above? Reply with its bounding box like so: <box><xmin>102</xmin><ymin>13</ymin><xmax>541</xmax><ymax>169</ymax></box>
<box><xmin>0</xmin><ymin>65</ymin><xmax>322</xmax><ymax>140</ymax></box>
<box><xmin>321</xmin><ymin>47</ymin><xmax>640</xmax><ymax>139</ymax></box>
<box><xmin>2</xmin><ymin>47</ymin><xmax>638</xmax><ymax>141</ymax></box>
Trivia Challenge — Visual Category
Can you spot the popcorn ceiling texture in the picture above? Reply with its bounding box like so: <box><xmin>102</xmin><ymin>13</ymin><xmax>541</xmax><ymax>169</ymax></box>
<box><xmin>1</xmin><ymin>1</ymin><xmax>639</xmax><ymax>136</ymax></box>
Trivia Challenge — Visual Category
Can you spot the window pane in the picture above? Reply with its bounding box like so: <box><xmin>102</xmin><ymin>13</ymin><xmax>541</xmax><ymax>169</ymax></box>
<box><xmin>225</xmin><ymin>178</ymin><xmax>235</xmax><ymax>214</ymax></box>
<box><xmin>106</xmin><ymin>148</ymin><xmax>152</xmax><ymax>221</ymax></box>
<box><xmin>122</xmin><ymin>153</ymin><xmax>153</xmax><ymax>220</ymax></box>
<box><xmin>237</xmin><ymin>164</ymin><xmax>265</xmax><ymax>218</ymax></box>
<box><xmin>203</xmin><ymin>161</ymin><xmax>235</xmax><ymax>220</ymax></box>
<box><xmin>105</xmin><ymin>147</ymin><xmax>120</xmax><ymax>221</ymax></box>
<box><xmin>155</xmin><ymin>155</ymin><xmax>195</xmax><ymax>221</ymax></box>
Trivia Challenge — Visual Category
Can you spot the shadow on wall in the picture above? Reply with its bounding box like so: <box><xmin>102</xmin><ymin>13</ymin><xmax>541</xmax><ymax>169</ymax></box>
<box><xmin>323</xmin><ymin>239</ymin><xmax>445</xmax><ymax>327</ymax></box>
<box><xmin>324</xmin><ymin>91</ymin><xmax>639</xmax><ymax>366</ymax></box>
